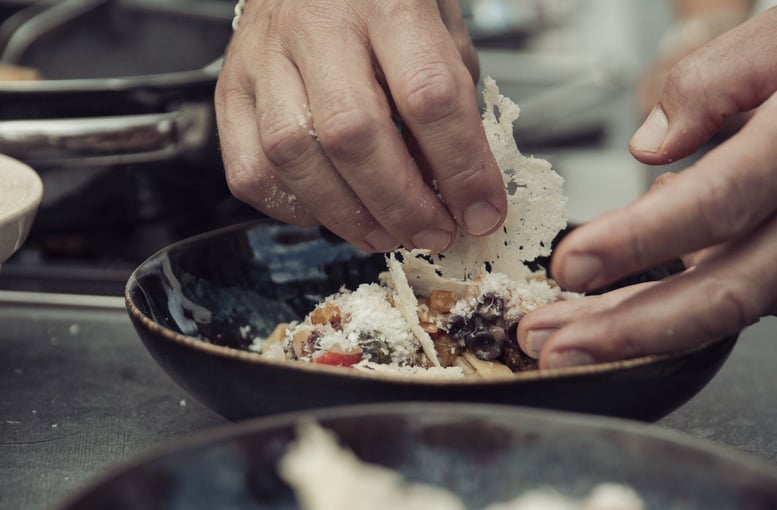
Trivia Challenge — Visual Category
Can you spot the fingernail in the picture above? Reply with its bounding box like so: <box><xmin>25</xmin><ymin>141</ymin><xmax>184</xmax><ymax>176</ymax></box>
<box><xmin>525</xmin><ymin>328</ymin><xmax>556</xmax><ymax>358</ymax></box>
<box><xmin>411</xmin><ymin>229</ymin><xmax>453</xmax><ymax>253</ymax></box>
<box><xmin>544</xmin><ymin>349</ymin><xmax>597</xmax><ymax>369</ymax></box>
<box><xmin>463</xmin><ymin>201</ymin><xmax>502</xmax><ymax>236</ymax></box>
<box><xmin>561</xmin><ymin>254</ymin><xmax>603</xmax><ymax>290</ymax></box>
<box><xmin>364</xmin><ymin>228</ymin><xmax>400</xmax><ymax>252</ymax></box>
<box><xmin>631</xmin><ymin>106</ymin><xmax>668</xmax><ymax>153</ymax></box>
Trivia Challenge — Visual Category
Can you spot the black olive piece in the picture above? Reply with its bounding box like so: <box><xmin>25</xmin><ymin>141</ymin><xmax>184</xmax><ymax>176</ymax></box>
<box><xmin>447</xmin><ymin>315</ymin><xmax>472</xmax><ymax>339</ymax></box>
<box><xmin>465</xmin><ymin>326</ymin><xmax>506</xmax><ymax>361</ymax></box>
<box><xmin>477</xmin><ymin>294</ymin><xmax>504</xmax><ymax>321</ymax></box>
<box><xmin>505</xmin><ymin>318</ymin><xmax>520</xmax><ymax>344</ymax></box>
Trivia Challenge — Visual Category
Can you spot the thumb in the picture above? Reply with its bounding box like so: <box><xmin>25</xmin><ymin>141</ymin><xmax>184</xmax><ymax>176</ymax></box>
<box><xmin>630</xmin><ymin>7</ymin><xmax>777</xmax><ymax>165</ymax></box>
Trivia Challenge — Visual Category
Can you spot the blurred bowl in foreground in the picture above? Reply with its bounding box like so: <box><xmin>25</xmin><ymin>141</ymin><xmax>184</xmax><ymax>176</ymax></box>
<box><xmin>0</xmin><ymin>153</ymin><xmax>42</xmax><ymax>264</ymax></box>
<box><xmin>126</xmin><ymin>220</ymin><xmax>737</xmax><ymax>422</ymax></box>
<box><xmin>57</xmin><ymin>403</ymin><xmax>777</xmax><ymax>510</ymax></box>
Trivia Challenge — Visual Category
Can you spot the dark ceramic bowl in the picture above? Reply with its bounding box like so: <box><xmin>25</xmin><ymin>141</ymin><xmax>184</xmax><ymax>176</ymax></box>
<box><xmin>57</xmin><ymin>403</ymin><xmax>777</xmax><ymax>510</ymax></box>
<box><xmin>125</xmin><ymin>220</ymin><xmax>738</xmax><ymax>421</ymax></box>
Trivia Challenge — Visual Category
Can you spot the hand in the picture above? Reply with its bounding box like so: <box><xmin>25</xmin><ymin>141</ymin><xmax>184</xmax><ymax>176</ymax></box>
<box><xmin>516</xmin><ymin>7</ymin><xmax>777</xmax><ymax>369</ymax></box>
<box><xmin>215</xmin><ymin>0</ymin><xmax>508</xmax><ymax>253</ymax></box>
<box><xmin>635</xmin><ymin>6</ymin><xmax>749</xmax><ymax>118</ymax></box>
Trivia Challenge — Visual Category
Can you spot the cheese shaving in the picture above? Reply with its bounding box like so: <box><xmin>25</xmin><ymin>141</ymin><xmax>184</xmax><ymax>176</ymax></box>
<box><xmin>386</xmin><ymin>253</ymin><xmax>441</xmax><ymax>367</ymax></box>
<box><xmin>432</xmin><ymin>76</ymin><xmax>567</xmax><ymax>281</ymax></box>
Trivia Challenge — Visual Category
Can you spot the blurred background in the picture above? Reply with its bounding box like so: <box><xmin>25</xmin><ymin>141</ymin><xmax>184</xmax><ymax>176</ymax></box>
<box><xmin>0</xmin><ymin>0</ymin><xmax>741</xmax><ymax>295</ymax></box>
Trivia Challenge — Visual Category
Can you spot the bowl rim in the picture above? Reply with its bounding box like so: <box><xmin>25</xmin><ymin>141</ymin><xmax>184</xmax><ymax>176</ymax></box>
<box><xmin>0</xmin><ymin>153</ymin><xmax>43</xmax><ymax>263</ymax></box>
<box><xmin>0</xmin><ymin>153</ymin><xmax>43</xmax><ymax>223</ymax></box>
<box><xmin>55</xmin><ymin>401</ymin><xmax>777</xmax><ymax>510</ymax></box>
<box><xmin>124</xmin><ymin>220</ymin><xmax>738</xmax><ymax>387</ymax></box>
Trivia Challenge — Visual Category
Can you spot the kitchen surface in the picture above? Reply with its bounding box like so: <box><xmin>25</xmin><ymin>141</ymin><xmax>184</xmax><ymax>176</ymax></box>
<box><xmin>1</xmin><ymin>292</ymin><xmax>775</xmax><ymax>510</ymax></box>
<box><xmin>1</xmin><ymin>1</ymin><xmax>776</xmax><ymax>509</ymax></box>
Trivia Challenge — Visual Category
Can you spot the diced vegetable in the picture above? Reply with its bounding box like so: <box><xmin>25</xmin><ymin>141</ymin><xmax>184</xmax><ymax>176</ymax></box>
<box><xmin>310</xmin><ymin>302</ymin><xmax>341</xmax><ymax>328</ymax></box>
<box><xmin>429</xmin><ymin>289</ymin><xmax>458</xmax><ymax>314</ymax></box>
<box><xmin>313</xmin><ymin>351</ymin><xmax>363</xmax><ymax>367</ymax></box>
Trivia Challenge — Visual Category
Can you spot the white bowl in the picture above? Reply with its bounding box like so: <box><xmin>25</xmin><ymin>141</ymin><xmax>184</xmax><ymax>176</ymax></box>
<box><xmin>0</xmin><ymin>154</ymin><xmax>43</xmax><ymax>264</ymax></box>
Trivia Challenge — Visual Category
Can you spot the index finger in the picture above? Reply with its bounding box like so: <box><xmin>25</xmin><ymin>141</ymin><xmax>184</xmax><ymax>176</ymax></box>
<box><xmin>368</xmin><ymin>2</ymin><xmax>508</xmax><ymax>237</ymax></box>
<box><xmin>551</xmin><ymin>92</ymin><xmax>777</xmax><ymax>292</ymax></box>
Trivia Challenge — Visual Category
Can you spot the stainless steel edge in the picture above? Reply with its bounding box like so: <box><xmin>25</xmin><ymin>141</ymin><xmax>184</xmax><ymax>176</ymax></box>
<box><xmin>0</xmin><ymin>102</ymin><xmax>212</xmax><ymax>166</ymax></box>
<box><xmin>0</xmin><ymin>289</ymin><xmax>126</xmax><ymax>309</ymax></box>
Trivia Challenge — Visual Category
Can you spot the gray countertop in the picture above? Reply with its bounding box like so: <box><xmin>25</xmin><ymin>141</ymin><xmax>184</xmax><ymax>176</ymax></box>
<box><xmin>0</xmin><ymin>290</ymin><xmax>775</xmax><ymax>510</ymax></box>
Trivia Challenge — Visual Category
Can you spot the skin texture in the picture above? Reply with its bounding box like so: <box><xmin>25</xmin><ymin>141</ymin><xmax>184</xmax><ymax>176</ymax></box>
<box><xmin>517</xmin><ymin>6</ymin><xmax>777</xmax><ymax>369</ymax></box>
<box><xmin>215</xmin><ymin>0</ymin><xmax>507</xmax><ymax>254</ymax></box>
<box><xmin>636</xmin><ymin>0</ymin><xmax>753</xmax><ymax>117</ymax></box>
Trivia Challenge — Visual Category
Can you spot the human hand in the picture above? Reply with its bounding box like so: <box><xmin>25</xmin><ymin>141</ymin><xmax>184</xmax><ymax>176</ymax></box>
<box><xmin>635</xmin><ymin>7</ymin><xmax>748</xmax><ymax>118</ymax></box>
<box><xmin>516</xmin><ymin>7</ymin><xmax>777</xmax><ymax>369</ymax></box>
<box><xmin>215</xmin><ymin>0</ymin><xmax>507</xmax><ymax>253</ymax></box>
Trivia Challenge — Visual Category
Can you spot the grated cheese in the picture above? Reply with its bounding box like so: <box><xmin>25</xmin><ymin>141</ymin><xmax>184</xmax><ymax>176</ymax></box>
<box><xmin>314</xmin><ymin>283</ymin><xmax>420</xmax><ymax>366</ymax></box>
<box><xmin>386</xmin><ymin>253</ymin><xmax>441</xmax><ymax>367</ymax></box>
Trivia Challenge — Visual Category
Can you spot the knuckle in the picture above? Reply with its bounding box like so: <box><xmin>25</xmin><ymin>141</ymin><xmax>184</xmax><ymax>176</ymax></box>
<box><xmin>607</xmin><ymin>330</ymin><xmax>645</xmax><ymax>359</ymax></box>
<box><xmin>665</xmin><ymin>56</ymin><xmax>733</xmax><ymax>128</ymax></box>
<box><xmin>694</xmin><ymin>172</ymin><xmax>753</xmax><ymax>240</ymax></box>
<box><xmin>401</xmin><ymin>65</ymin><xmax>462</xmax><ymax>124</ymax></box>
<box><xmin>665</xmin><ymin>58</ymin><xmax>697</xmax><ymax>100</ymax></box>
<box><xmin>371</xmin><ymin>190</ymin><xmax>439</xmax><ymax>232</ymax></box>
<box><xmin>224</xmin><ymin>161</ymin><xmax>265</xmax><ymax>205</ymax></box>
<box><xmin>260</xmin><ymin>119</ymin><xmax>314</xmax><ymax>168</ymax></box>
<box><xmin>316</xmin><ymin>107</ymin><xmax>381</xmax><ymax>161</ymax></box>
<box><xmin>437</xmin><ymin>158</ymin><xmax>484</xmax><ymax>190</ymax></box>
<box><xmin>624</xmin><ymin>228</ymin><xmax>651</xmax><ymax>271</ymax></box>
<box><xmin>701</xmin><ymin>278</ymin><xmax>760</xmax><ymax>334</ymax></box>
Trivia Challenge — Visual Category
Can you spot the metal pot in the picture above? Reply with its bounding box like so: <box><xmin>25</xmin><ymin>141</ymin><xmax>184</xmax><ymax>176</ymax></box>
<box><xmin>0</xmin><ymin>0</ymin><xmax>247</xmax><ymax>254</ymax></box>
<box><xmin>0</xmin><ymin>0</ymin><xmax>233</xmax><ymax>167</ymax></box>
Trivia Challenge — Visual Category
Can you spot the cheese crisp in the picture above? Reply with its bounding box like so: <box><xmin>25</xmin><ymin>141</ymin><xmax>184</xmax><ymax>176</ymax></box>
<box><xmin>250</xmin><ymin>78</ymin><xmax>580</xmax><ymax>379</ymax></box>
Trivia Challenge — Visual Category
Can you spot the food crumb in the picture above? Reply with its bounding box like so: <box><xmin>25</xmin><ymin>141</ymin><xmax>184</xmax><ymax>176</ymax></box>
<box><xmin>6</xmin><ymin>420</ymin><xmax>21</xmax><ymax>425</ymax></box>
<box><xmin>179</xmin><ymin>399</ymin><xmax>187</xmax><ymax>408</ymax></box>
<box><xmin>69</xmin><ymin>324</ymin><xmax>80</xmax><ymax>336</ymax></box>
<box><xmin>50</xmin><ymin>336</ymin><xmax>59</xmax><ymax>346</ymax></box>
<box><xmin>51</xmin><ymin>424</ymin><xmax>58</xmax><ymax>428</ymax></box>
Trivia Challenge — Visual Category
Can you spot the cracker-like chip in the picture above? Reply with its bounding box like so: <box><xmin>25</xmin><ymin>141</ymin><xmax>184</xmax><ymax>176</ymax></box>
<box><xmin>432</xmin><ymin>76</ymin><xmax>567</xmax><ymax>281</ymax></box>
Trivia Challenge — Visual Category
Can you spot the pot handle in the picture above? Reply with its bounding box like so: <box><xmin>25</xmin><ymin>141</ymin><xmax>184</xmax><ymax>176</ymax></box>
<box><xmin>0</xmin><ymin>102</ymin><xmax>212</xmax><ymax>167</ymax></box>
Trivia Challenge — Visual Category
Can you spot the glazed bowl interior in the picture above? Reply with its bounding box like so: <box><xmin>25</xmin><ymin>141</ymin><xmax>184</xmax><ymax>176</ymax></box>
<box><xmin>57</xmin><ymin>403</ymin><xmax>777</xmax><ymax>510</ymax></box>
<box><xmin>0</xmin><ymin>153</ymin><xmax>43</xmax><ymax>264</ymax></box>
<box><xmin>126</xmin><ymin>220</ymin><xmax>738</xmax><ymax>421</ymax></box>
